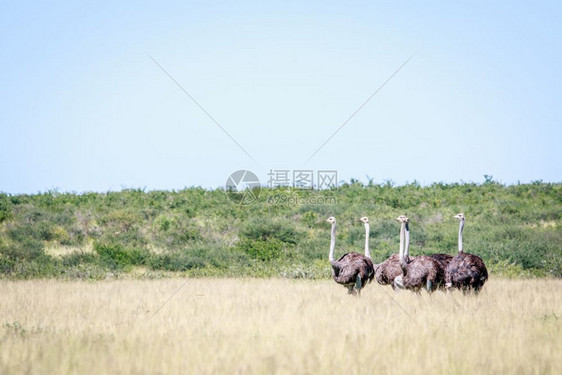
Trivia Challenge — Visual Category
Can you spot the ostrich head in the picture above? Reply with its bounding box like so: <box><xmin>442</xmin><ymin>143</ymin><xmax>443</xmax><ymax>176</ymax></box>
<box><xmin>359</xmin><ymin>216</ymin><xmax>369</xmax><ymax>224</ymax></box>
<box><xmin>395</xmin><ymin>215</ymin><xmax>409</xmax><ymax>223</ymax></box>
<box><xmin>453</xmin><ymin>213</ymin><xmax>465</xmax><ymax>221</ymax></box>
<box><xmin>326</xmin><ymin>216</ymin><xmax>336</xmax><ymax>224</ymax></box>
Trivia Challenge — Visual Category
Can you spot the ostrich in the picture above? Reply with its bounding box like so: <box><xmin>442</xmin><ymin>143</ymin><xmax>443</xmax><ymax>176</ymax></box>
<box><xmin>359</xmin><ymin>216</ymin><xmax>402</xmax><ymax>289</ymax></box>
<box><xmin>327</xmin><ymin>217</ymin><xmax>374</xmax><ymax>295</ymax></box>
<box><xmin>395</xmin><ymin>216</ymin><xmax>443</xmax><ymax>293</ymax></box>
<box><xmin>445</xmin><ymin>213</ymin><xmax>488</xmax><ymax>293</ymax></box>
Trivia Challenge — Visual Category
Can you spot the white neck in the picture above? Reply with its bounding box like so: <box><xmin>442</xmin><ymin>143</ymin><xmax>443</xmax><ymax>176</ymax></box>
<box><xmin>329</xmin><ymin>222</ymin><xmax>336</xmax><ymax>262</ymax></box>
<box><xmin>364</xmin><ymin>223</ymin><xmax>371</xmax><ymax>258</ymax></box>
<box><xmin>399</xmin><ymin>222</ymin><xmax>407</xmax><ymax>272</ymax></box>
<box><xmin>404</xmin><ymin>222</ymin><xmax>410</xmax><ymax>260</ymax></box>
<box><xmin>458</xmin><ymin>218</ymin><xmax>464</xmax><ymax>253</ymax></box>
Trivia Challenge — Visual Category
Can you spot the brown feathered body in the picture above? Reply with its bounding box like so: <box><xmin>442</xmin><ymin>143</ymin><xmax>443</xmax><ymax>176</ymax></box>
<box><xmin>445</xmin><ymin>252</ymin><xmax>488</xmax><ymax>293</ymax></box>
<box><xmin>430</xmin><ymin>253</ymin><xmax>453</xmax><ymax>290</ymax></box>
<box><xmin>331</xmin><ymin>252</ymin><xmax>375</xmax><ymax>295</ymax></box>
<box><xmin>374</xmin><ymin>254</ymin><xmax>403</xmax><ymax>288</ymax></box>
<box><xmin>429</xmin><ymin>253</ymin><xmax>453</xmax><ymax>271</ymax></box>
<box><xmin>401</xmin><ymin>255</ymin><xmax>444</xmax><ymax>292</ymax></box>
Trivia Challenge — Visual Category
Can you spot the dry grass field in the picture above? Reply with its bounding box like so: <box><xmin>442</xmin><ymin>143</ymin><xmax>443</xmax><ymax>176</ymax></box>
<box><xmin>1</xmin><ymin>278</ymin><xmax>561</xmax><ymax>374</ymax></box>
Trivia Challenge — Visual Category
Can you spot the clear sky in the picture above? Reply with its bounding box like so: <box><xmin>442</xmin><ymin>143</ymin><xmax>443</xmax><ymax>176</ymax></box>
<box><xmin>1</xmin><ymin>1</ymin><xmax>561</xmax><ymax>194</ymax></box>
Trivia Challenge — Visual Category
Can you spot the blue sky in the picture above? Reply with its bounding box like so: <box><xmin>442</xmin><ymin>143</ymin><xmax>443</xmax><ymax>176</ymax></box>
<box><xmin>1</xmin><ymin>1</ymin><xmax>561</xmax><ymax>194</ymax></box>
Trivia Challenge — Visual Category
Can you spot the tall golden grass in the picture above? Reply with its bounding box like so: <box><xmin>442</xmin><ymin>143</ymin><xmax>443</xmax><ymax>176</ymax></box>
<box><xmin>1</xmin><ymin>278</ymin><xmax>560</xmax><ymax>374</ymax></box>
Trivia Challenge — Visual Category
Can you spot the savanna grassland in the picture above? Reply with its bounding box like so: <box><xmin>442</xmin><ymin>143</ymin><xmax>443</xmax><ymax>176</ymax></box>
<box><xmin>1</xmin><ymin>278</ymin><xmax>561</xmax><ymax>374</ymax></box>
<box><xmin>0</xmin><ymin>180</ymin><xmax>560</xmax><ymax>280</ymax></box>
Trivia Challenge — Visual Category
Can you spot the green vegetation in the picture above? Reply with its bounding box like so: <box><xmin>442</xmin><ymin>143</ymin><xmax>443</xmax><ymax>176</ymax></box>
<box><xmin>0</xmin><ymin>180</ymin><xmax>560</xmax><ymax>279</ymax></box>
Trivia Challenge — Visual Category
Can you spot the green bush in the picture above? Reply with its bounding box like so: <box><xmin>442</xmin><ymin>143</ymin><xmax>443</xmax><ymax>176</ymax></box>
<box><xmin>61</xmin><ymin>252</ymin><xmax>98</xmax><ymax>267</ymax></box>
<box><xmin>241</xmin><ymin>218</ymin><xmax>303</xmax><ymax>244</ymax></box>
<box><xmin>0</xmin><ymin>256</ymin><xmax>15</xmax><ymax>274</ymax></box>
<box><xmin>94</xmin><ymin>242</ymin><xmax>148</xmax><ymax>270</ymax></box>
<box><xmin>0</xmin><ymin>194</ymin><xmax>11</xmax><ymax>223</ymax></box>
<box><xmin>236</xmin><ymin>238</ymin><xmax>287</xmax><ymax>261</ymax></box>
<box><xmin>0</xmin><ymin>255</ymin><xmax>59</xmax><ymax>279</ymax></box>
<box><xmin>149</xmin><ymin>250</ymin><xmax>207</xmax><ymax>271</ymax></box>
<box><xmin>301</xmin><ymin>211</ymin><xmax>318</xmax><ymax>228</ymax></box>
<box><xmin>0</xmin><ymin>238</ymin><xmax>44</xmax><ymax>261</ymax></box>
<box><xmin>151</xmin><ymin>214</ymin><xmax>202</xmax><ymax>248</ymax></box>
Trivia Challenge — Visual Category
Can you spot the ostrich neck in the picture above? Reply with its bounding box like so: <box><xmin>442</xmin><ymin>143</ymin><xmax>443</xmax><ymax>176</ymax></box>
<box><xmin>399</xmin><ymin>222</ymin><xmax>407</xmax><ymax>274</ymax></box>
<box><xmin>364</xmin><ymin>223</ymin><xmax>371</xmax><ymax>258</ymax></box>
<box><xmin>329</xmin><ymin>222</ymin><xmax>336</xmax><ymax>262</ymax></box>
<box><xmin>404</xmin><ymin>222</ymin><xmax>410</xmax><ymax>261</ymax></box>
<box><xmin>458</xmin><ymin>219</ymin><xmax>464</xmax><ymax>253</ymax></box>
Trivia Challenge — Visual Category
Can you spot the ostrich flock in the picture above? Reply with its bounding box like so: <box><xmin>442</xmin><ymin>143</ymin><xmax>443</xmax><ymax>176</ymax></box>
<box><xmin>327</xmin><ymin>213</ymin><xmax>488</xmax><ymax>296</ymax></box>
